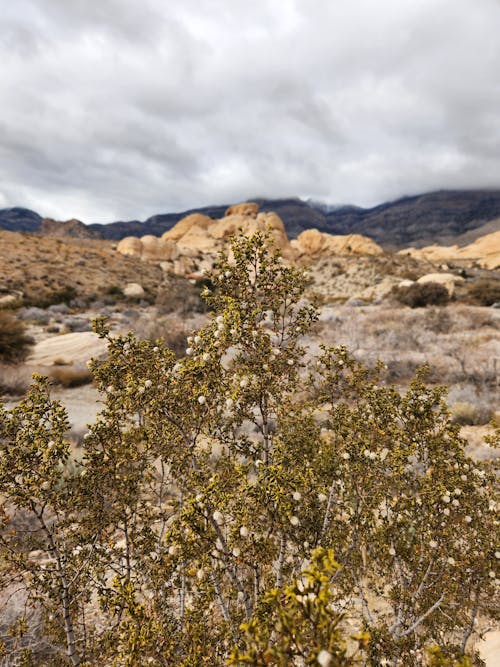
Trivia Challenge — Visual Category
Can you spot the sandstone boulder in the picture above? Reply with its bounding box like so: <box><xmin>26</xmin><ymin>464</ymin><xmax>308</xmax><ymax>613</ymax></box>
<box><xmin>399</xmin><ymin>229</ymin><xmax>500</xmax><ymax>270</ymax></box>
<box><xmin>416</xmin><ymin>272</ymin><xmax>464</xmax><ymax>296</ymax></box>
<box><xmin>224</xmin><ymin>202</ymin><xmax>259</xmax><ymax>218</ymax></box>
<box><xmin>140</xmin><ymin>235</ymin><xmax>179</xmax><ymax>261</ymax></box>
<box><xmin>123</xmin><ymin>282</ymin><xmax>145</xmax><ymax>297</ymax></box>
<box><xmin>292</xmin><ymin>230</ymin><xmax>383</xmax><ymax>257</ymax></box>
<box><xmin>162</xmin><ymin>213</ymin><xmax>213</xmax><ymax>241</ymax></box>
<box><xmin>117</xmin><ymin>236</ymin><xmax>143</xmax><ymax>257</ymax></box>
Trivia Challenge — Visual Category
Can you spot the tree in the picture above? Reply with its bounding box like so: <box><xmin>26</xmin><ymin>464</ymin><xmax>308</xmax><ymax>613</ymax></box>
<box><xmin>0</xmin><ymin>231</ymin><xmax>497</xmax><ymax>665</ymax></box>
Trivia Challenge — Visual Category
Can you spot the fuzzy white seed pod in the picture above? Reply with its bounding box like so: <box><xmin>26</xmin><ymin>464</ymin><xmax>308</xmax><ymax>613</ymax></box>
<box><xmin>185</xmin><ymin>347</ymin><xmax>193</xmax><ymax>356</ymax></box>
<box><xmin>213</xmin><ymin>510</ymin><xmax>224</xmax><ymax>525</ymax></box>
<box><xmin>318</xmin><ymin>493</ymin><xmax>327</xmax><ymax>503</ymax></box>
<box><xmin>292</xmin><ymin>491</ymin><xmax>302</xmax><ymax>501</ymax></box>
<box><xmin>290</xmin><ymin>516</ymin><xmax>300</xmax><ymax>527</ymax></box>
<box><xmin>144</xmin><ymin>380</ymin><xmax>152</xmax><ymax>389</ymax></box>
<box><xmin>317</xmin><ymin>649</ymin><xmax>333</xmax><ymax>667</ymax></box>
<box><xmin>239</xmin><ymin>525</ymin><xmax>249</xmax><ymax>538</ymax></box>
<box><xmin>198</xmin><ymin>395</ymin><xmax>206</xmax><ymax>405</ymax></box>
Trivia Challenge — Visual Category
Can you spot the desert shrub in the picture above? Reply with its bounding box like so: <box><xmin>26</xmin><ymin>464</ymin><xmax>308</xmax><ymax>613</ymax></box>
<box><xmin>464</xmin><ymin>279</ymin><xmax>500</xmax><ymax>306</ymax></box>
<box><xmin>140</xmin><ymin>318</ymin><xmax>188</xmax><ymax>357</ymax></box>
<box><xmin>450</xmin><ymin>401</ymin><xmax>493</xmax><ymax>426</ymax></box>
<box><xmin>156</xmin><ymin>276</ymin><xmax>210</xmax><ymax>315</ymax></box>
<box><xmin>23</xmin><ymin>285</ymin><xmax>77</xmax><ymax>309</ymax></box>
<box><xmin>47</xmin><ymin>366</ymin><xmax>93</xmax><ymax>388</ymax></box>
<box><xmin>0</xmin><ymin>311</ymin><xmax>34</xmax><ymax>362</ymax></box>
<box><xmin>0</xmin><ymin>363</ymin><xmax>31</xmax><ymax>395</ymax></box>
<box><xmin>393</xmin><ymin>281</ymin><xmax>450</xmax><ymax>308</ymax></box>
<box><xmin>0</xmin><ymin>233</ymin><xmax>497</xmax><ymax>666</ymax></box>
<box><xmin>103</xmin><ymin>284</ymin><xmax>124</xmax><ymax>297</ymax></box>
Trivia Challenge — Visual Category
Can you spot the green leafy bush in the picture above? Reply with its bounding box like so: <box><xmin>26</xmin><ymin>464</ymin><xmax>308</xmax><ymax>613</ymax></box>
<box><xmin>0</xmin><ymin>233</ymin><xmax>497</xmax><ymax>666</ymax></box>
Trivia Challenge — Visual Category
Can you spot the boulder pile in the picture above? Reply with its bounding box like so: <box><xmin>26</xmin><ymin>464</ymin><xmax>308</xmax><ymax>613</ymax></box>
<box><xmin>116</xmin><ymin>202</ymin><xmax>382</xmax><ymax>276</ymax></box>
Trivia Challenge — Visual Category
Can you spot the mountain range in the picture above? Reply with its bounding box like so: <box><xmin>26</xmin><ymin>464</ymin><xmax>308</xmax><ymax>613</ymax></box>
<box><xmin>1</xmin><ymin>189</ymin><xmax>500</xmax><ymax>249</ymax></box>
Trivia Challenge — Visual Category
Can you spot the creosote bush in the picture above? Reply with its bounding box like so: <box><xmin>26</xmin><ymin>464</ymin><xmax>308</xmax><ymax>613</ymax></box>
<box><xmin>0</xmin><ymin>232</ymin><xmax>498</xmax><ymax>666</ymax></box>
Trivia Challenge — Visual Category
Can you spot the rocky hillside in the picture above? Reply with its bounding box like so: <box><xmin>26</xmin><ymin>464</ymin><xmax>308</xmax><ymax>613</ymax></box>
<box><xmin>40</xmin><ymin>217</ymin><xmax>103</xmax><ymax>240</ymax></box>
<box><xmin>2</xmin><ymin>189</ymin><xmax>500</xmax><ymax>248</ymax></box>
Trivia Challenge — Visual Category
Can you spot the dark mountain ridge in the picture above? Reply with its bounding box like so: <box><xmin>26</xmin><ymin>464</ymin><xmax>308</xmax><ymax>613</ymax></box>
<box><xmin>1</xmin><ymin>189</ymin><xmax>500</xmax><ymax>249</ymax></box>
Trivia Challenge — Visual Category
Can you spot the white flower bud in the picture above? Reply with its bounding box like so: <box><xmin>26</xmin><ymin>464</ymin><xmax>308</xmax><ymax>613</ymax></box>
<box><xmin>318</xmin><ymin>493</ymin><xmax>327</xmax><ymax>503</ymax></box>
<box><xmin>185</xmin><ymin>347</ymin><xmax>193</xmax><ymax>356</ymax></box>
<box><xmin>144</xmin><ymin>380</ymin><xmax>152</xmax><ymax>389</ymax></box>
<box><xmin>442</xmin><ymin>495</ymin><xmax>451</xmax><ymax>504</ymax></box>
<box><xmin>292</xmin><ymin>491</ymin><xmax>302</xmax><ymax>501</ymax></box>
<box><xmin>239</xmin><ymin>525</ymin><xmax>249</xmax><ymax>538</ymax></box>
<box><xmin>429</xmin><ymin>540</ymin><xmax>438</xmax><ymax>548</ymax></box>
<box><xmin>225</xmin><ymin>398</ymin><xmax>234</xmax><ymax>409</ymax></box>
<box><xmin>389</xmin><ymin>547</ymin><xmax>396</xmax><ymax>556</ymax></box>
<box><xmin>342</xmin><ymin>452</ymin><xmax>350</xmax><ymax>460</ymax></box>
<box><xmin>447</xmin><ymin>557</ymin><xmax>456</xmax><ymax>566</ymax></box>
<box><xmin>465</xmin><ymin>515</ymin><xmax>472</xmax><ymax>523</ymax></box>
<box><xmin>290</xmin><ymin>515</ymin><xmax>300</xmax><ymax>526</ymax></box>
<box><xmin>198</xmin><ymin>395</ymin><xmax>206</xmax><ymax>405</ymax></box>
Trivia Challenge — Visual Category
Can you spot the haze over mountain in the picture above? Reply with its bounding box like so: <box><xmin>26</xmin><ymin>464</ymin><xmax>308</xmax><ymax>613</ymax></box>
<box><xmin>1</xmin><ymin>189</ymin><xmax>500</xmax><ymax>249</ymax></box>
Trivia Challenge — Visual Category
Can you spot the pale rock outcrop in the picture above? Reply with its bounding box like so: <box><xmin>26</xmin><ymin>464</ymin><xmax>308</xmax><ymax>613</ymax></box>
<box><xmin>176</xmin><ymin>225</ymin><xmax>219</xmax><ymax>254</ymax></box>
<box><xmin>225</xmin><ymin>202</ymin><xmax>259</xmax><ymax>218</ymax></box>
<box><xmin>416</xmin><ymin>273</ymin><xmax>464</xmax><ymax>296</ymax></box>
<box><xmin>28</xmin><ymin>331</ymin><xmax>107</xmax><ymax>367</ymax></box>
<box><xmin>123</xmin><ymin>283</ymin><xmax>145</xmax><ymax>297</ymax></box>
<box><xmin>116</xmin><ymin>203</ymin><xmax>383</xmax><ymax>279</ymax></box>
<box><xmin>162</xmin><ymin>213</ymin><xmax>213</xmax><ymax>242</ymax></box>
<box><xmin>140</xmin><ymin>235</ymin><xmax>179</xmax><ymax>261</ymax></box>
<box><xmin>117</xmin><ymin>236</ymin><xmax>143</xmax><ymax>256</ymax></box>
<box><xmin>292</xmin><ymin>230</ymin><xmax>383</xmax><ymax>257</ymax></box>
<box><xmin>399</xmin><ymin>229</ymin><xmax>500</xmax><ymax>270</ymax></box>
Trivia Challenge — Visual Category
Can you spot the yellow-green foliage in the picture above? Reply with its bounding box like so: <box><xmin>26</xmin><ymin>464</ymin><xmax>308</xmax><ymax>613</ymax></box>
<box><xmin>0</xmin><ymin>233</ymin><xmax>498</xmax><ymax>666</ymax></box>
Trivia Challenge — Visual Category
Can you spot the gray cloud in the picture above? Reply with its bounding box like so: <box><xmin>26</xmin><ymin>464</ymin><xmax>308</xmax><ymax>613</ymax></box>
<box><xmin>1</xmin><ymin>0</ymin><xmax>499</xmax><ymax>221</ymax></box>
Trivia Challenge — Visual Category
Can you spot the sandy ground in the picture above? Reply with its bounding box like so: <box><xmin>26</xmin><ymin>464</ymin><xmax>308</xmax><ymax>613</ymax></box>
<box><xmin>478</xmin><ymin>631</ymin><xmax>500</xmax><ymax>666</ymax></box>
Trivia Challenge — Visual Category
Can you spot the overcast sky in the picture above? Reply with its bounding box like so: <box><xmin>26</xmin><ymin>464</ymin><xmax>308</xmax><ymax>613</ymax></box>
<box><xmin>1</xmin><ymin>0</ymin><xmax>499</xmax><ymax>222</ymax></box>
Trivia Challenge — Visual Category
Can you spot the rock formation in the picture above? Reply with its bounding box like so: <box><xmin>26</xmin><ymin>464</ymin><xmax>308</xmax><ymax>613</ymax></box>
<box><xmin>291</xmin><ymin>229</ymin><xmax>383</xmax><ymax>257</ymax></box>
<box><xmin>115</xmin><ymin>201</ymin><xmax>386</xmax><ymax>274</ymax></box>
<box><xmin>400</xmin><ymin>228</ymin><xmax>500</xmax><ymax>270</ymax></box>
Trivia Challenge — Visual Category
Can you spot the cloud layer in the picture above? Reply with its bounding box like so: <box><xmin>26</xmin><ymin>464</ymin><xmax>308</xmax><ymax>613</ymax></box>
<box><xmin>1</xmin><ymin>0</ymin><xmax>499</xmax><ymax>221</ymax></box>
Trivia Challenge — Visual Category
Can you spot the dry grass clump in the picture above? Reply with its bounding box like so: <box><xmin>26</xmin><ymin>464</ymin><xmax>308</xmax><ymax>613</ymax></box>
<box><xmin>464</xmin><ymin>278</ymin><xmax>500</xmax><ymax>306</ymax></box>
<box><xmin>134</xmin><ymin>314</ymin><xmax>189</xmax><ymax>358</ymax></box>
<box><xmin>156</xmin><ymin>276</ymin><xmax>210</xmax><ymax>315</ymax></box>
<box><xmin>47</xmin><ymin>366</ymin><xmax>93</xmax><ymax>388</ymax></box>
<box><xmin>0</xmin><ymin>311</ymin><xmax>34</xmax><ymax>362</ymax></box>
<box><xmin>0</xmin><ymin>363</ymin><xmax>31</xmax><ymax>396</ymax></box>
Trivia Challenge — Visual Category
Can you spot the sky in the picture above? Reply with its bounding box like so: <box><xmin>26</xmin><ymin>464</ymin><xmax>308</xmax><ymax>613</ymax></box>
<box><xmin>1</xmin><ymin>0</ymin><xmax>500</xmax><ymax>223</ymax></box>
